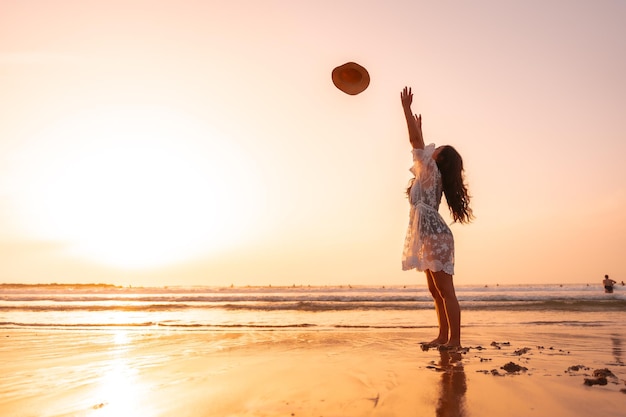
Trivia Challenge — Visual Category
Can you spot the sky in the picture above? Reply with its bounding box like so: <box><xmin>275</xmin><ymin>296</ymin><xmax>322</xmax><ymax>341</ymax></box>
<box><xmin>1</xmin><ymin>0</ymin><xmax>625</xmax><ymax>287</ymax></box>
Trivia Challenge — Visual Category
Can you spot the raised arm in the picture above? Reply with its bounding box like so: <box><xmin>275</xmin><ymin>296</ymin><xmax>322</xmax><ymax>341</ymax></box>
<box><xmin>400</xmin><ymin>86</ymin><xmax>424</xmax><ymax>150</ymax></box>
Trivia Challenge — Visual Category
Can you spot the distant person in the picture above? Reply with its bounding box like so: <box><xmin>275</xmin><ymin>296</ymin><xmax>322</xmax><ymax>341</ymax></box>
<box><xmin>400</xmin><ymin>87</ymin><xmax>473</xmax><ymax>350</ymax></box>
<box><xmin>603</xmin><ymin>275</ymin><xmax>616</xmax><ymax>293</ymax></box>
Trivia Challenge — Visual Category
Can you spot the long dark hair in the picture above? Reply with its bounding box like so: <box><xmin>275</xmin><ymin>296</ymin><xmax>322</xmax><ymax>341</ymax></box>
<box><xmin>436</xmin><ymin>146</ymin><xmax>473</xmax><ymax>223</ymax></box>
<box><xmin>406</xmin><ymin>146</ymin><xmax>473</xmax><ymax>224</ymax></box>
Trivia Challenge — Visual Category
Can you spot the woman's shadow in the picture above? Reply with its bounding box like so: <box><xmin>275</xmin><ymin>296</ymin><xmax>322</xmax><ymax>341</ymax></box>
<box><xmin>435</xmin><ymin>349</ymin><xmax>467</xmax><ymax>417</ymax></box>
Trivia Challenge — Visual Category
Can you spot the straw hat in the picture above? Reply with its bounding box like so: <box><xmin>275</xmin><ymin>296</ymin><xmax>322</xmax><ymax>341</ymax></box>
<box><xmin>331</xmin><ymin>62</ymin><xmax>370</xmax><ymax>95</ymax></box>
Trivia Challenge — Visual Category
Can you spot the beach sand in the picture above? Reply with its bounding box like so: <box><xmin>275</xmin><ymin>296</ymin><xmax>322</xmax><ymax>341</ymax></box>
<box><xmin>1</xmin><ymin>326</ymin><xmax>625</xmax><ymax>417</ymax></box>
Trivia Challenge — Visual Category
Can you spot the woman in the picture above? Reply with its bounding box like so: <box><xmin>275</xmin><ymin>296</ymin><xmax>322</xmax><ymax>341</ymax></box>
<box><xmin>400</xmin><ymin>86</ymin><xmax>473</xmax><ymax>350</ymax></box>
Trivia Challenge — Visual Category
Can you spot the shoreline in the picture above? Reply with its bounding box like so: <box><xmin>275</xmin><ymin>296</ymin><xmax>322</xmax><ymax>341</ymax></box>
<box><xmin>1</xmin><ymin>326</ymin><xmax>625</xmax><ymax>417</ymax></box>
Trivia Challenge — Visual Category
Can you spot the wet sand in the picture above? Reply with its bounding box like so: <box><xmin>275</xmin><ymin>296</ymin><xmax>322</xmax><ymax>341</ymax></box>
<box><xmin>1</xmin><ymin>325</ymin><xmax>625</xmax><ymax>417</ymax></box>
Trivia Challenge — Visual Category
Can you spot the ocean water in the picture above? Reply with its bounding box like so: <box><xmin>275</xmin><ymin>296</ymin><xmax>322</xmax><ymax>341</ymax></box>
<box><xmin>1</xmin><ymin>283</ymin><xmax>625</xmax><ymax>331</ymax></box>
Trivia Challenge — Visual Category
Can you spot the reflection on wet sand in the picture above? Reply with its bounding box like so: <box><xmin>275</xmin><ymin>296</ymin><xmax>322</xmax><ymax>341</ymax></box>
<box><xmin>610</xmin><ymin>333</ymin><xmax>623</xmax><ymax>365</ymax></box>
<box><xmin>436</xmin><ymin>350</ymin><xmax>467</xmax><ymax>417</ymax></box>
<box><xmin>89</xmin><ymin>330</ymin><xmax>153</xmax><ymax>416</ymax></box>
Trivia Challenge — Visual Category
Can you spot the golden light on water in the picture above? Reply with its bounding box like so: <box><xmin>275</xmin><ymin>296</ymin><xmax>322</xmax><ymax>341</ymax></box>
<box><xmin>90</xmin><ymin>331</ymin><xmax>151</xmax><ymax>417</ymax></box>
<box><xmin>113</xmin><ymin>330</ymin><xmax>130</xmax><ymax>346</ymax></box>
<box><xmin>93</xmin><ymin>360</ymin><xmax>140</xmax><ymax>416</ymax></box>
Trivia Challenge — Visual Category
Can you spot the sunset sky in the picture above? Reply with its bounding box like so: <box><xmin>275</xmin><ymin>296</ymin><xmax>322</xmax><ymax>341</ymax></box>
<box><xmin>1</xmin><ymin>0</ymin><xmax>625</xmax><ymax>287</ymax></box>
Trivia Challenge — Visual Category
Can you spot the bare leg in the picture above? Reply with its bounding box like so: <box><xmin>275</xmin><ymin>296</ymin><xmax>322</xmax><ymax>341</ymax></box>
<box><xmin>431</xmin><ymin>270</ymin><xmax>461</xmax><ymax>347</ymax></box>
<box><xmin>425</xmin><ymin>270</ymin><xmax>449</xmax><ymax>345</ymax></box>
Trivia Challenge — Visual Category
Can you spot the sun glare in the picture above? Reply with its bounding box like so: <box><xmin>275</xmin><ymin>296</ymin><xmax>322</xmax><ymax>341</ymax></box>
<box><xmin>9</xmin><ymin>106</ymin><xmax>261</xmax><ymax>268</ymax></box>
<box><xmin>88</xmin><ymin>331</ymin><xmax>148</xmax><ymax>416</ymax></box>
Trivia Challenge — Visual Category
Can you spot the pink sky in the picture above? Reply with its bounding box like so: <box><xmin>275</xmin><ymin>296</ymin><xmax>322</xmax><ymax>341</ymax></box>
<box><xmin>1</xmin><ymin>0</ymin><xmax>625</xmax><ymax>286</ymax></box>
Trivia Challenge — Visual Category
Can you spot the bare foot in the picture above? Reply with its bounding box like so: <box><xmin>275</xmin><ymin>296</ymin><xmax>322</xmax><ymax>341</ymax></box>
<box><xmin>420</xmin><ymin>338</ymin><xmax>447</xmax><ymax>351</ymax></box>
<box><xmin>446</xmin><ymin>338</ymin><xmax>461</xmax><ymax>347</ymax></box>
<box><xmin>438</xmin><ymin>342</ymin><xmax>463</xmax><ymax>352</ymax></box>
<box><xmin>428</xmin><ymin>338</ymin><xmax>447</xmax><ymax>346</ymax></box>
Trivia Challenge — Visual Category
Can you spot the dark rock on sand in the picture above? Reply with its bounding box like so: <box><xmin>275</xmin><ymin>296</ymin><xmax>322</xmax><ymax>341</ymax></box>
<box><xmin>501</xmin><ymin>362</ymin><xmax>528</xmax><ymax>373</ymax></box>
<box><xmin>593</xmin><ymin>368</ymin><xmax>615</xmax><ymax>378</ymax></box>
<box><xmin>583</xmin><ymin>368</ymin><xmax>616</xmax><ymax>386</ymax></box>
<box><xmin>490</xmin><ymin>341</ymin><xmax>509</xmax><ymax>349</ymax></box>
<box><xmin>584</xmin><ymin>377</ymin><xmax>608</xmax><ymax>386</ymax></box>
<box><xmin>566</xmin><ymin>365</ymin><xmax>589</xmax><ymax>372</ymax></box>
<box><xmin>513</xmin><ymin>347</ymin><xmax>531</xmax><ymax>356</ymax></box>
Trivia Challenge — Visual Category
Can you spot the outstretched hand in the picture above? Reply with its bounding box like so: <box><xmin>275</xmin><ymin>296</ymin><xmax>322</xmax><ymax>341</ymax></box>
<box><xmin>400</xmin><ymin>86</ymin><xmax>413</xmax><ymax>109</ymax></box>
<box><xmin>401</xmin><ymin>86</ymin><xmax>424</xmax><ymax>149</ymax></box>
<box><xmin>401</xmin><ymin>86</ymin><xmax>422</xmax><ymax>129</ymax></box>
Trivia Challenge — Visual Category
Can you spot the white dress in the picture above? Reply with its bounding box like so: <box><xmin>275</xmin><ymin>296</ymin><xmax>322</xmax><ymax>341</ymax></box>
<box><xmin>402</xmin><ymin>143</ymin><xmax>455</xmax><ymax>275</ymax></box>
